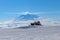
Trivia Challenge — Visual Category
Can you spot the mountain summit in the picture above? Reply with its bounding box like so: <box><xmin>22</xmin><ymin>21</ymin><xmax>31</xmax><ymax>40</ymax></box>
<box><xmin>16</xmin><ymin>14</ymin><xmax>39</xmax><ymax>20</ymax></box>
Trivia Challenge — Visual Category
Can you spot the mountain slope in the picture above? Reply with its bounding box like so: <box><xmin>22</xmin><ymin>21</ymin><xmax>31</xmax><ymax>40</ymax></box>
<box><xmin>15</xmin><ymin>14</ymin><xmax>39</xmax><ymax>21</ymax></box>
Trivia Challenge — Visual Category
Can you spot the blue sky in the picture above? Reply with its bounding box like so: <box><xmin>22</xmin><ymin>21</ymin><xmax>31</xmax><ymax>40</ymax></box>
<box><xmin>0</xmin><ymin>0</ymin><xmax>60</xmax><ymax>22</ymax></box>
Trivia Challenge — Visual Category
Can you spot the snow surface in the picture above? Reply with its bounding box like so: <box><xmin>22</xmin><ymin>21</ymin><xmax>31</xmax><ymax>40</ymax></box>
<box><xmin>0</xmin><ymin>26</ymin><xmax>60</xmax><ymax>40</ymax></box>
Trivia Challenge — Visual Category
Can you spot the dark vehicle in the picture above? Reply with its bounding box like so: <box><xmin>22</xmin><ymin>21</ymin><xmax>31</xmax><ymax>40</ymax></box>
<box><xmin>30</xmin><ymin>21</ymin><xmax>42</xmax><ymax>26</ymax></box>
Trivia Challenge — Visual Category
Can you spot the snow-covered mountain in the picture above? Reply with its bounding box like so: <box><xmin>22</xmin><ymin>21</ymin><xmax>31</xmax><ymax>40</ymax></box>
<box><xmin>0</xmin><ymin>14</ymin><xmax>40</xmax><ymax>28</ymax></box>
<box><xmin>0</xmin><ymin>13</ymin><xmax>60</xmax><ymax>28</ymax></box>
<box><xmin>15</xmin><ymin>14</ymin><xmax>39</xmax><ymax>21</ymax></box>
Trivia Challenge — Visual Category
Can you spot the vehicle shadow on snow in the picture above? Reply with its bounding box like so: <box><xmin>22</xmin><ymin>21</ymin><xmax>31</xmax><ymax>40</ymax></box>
<box><xmin>15</xmin><ymin>26</ymin><xmax>36</xmax><ymax>29</ymax></box>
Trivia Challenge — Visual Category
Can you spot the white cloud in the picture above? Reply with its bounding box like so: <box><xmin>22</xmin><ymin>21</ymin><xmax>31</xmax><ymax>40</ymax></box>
<box><xmin>0</xmin><ymin>15</ymin><xmax>60</xmax><ymax>28</ymax></box>
<box><xmin>24</xmin><ymin>11</ymin><xmax>31</xmax><ymax>15</ymax></box>
<box><xmin>1</xmin><ymin>20</ymin><xmax>14</xmax><ymax>24</ymax></box>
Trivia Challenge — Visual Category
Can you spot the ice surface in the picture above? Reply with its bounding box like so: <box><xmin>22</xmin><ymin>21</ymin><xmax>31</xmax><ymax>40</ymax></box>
<box><xmin>0</xmin><ymin>26</ymin><xmax>60</xmax><ymax>40</ymax></box>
